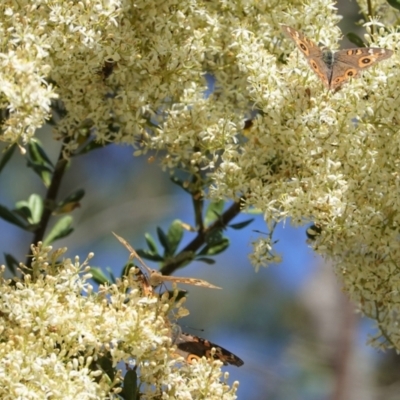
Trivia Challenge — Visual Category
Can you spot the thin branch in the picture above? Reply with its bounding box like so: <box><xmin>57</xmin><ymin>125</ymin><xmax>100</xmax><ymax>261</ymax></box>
<box><xmin>25</xmin><ymin>141</ymin><xmax>70</xmax><ymax>269</ymax></box>
<box><xmin>160</xmin><ymin>199</ymin><xmax>243</xmax><ymax>275</ymax></box>
<box><xmin>367</xmin><ymin>0</ymin><xmax>374</xmax><ymax>35</ymax></box>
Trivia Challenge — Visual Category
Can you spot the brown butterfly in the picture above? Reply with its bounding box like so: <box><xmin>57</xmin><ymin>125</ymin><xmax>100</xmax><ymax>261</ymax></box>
<box><xmin>281</xmin><ymin>25</ymin><xmax>393</xmax><ymax>90</ymax></box>
<box><xmin>171</xmin><ymin>325</ymin><xmax>244</xmax><ymax>367</ymax></box>
<box><xmin>113</xmin><ymin>232</ymin><xmax>221</xmax><ymax>289</ymax></box>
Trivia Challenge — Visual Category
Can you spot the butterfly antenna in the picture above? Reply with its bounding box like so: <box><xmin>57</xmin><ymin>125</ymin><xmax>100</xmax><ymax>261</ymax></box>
<box><xmin>112</xmin><ymin>232</ymin><xmax>153</xmax><ymax>276</ymax></box>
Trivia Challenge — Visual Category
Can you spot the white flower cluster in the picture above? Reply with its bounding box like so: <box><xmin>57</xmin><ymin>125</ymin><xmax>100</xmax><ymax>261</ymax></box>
<box><xmin>0</xmin><ymin>244</ymin><xmax>238</xmax><ymax>399</ymax></box>
<box><xmin>2</xmin><ymin>0</ymin><xmax>400</xmax><ymax>351</ymax></box>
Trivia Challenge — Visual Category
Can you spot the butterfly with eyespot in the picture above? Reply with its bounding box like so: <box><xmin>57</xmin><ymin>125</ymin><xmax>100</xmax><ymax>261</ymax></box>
<box><xmin>281</xmin><ymin>25</ymin><xmax>393</xmax><ymax>90</ymax></box>
<box><xmin>171</xmin><ymin>325</ymin><xmax>244</xmax><ymax>367</ymax></box>
<box><xmin>113</xmin><ymin>232</ymin><xmax>221</xmax><ymax>290</ymax></box>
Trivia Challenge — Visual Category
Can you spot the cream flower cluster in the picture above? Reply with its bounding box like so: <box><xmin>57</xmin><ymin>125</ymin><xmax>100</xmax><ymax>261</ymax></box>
<box><xmin>0</xmin><ymin>244</ymin><xmax>238</xmax><ymax>399</ymax></box>
<box><xmin>2</xmin><ymin>0</ymin><xmax>400</xmax><ymax>351</ymax></box>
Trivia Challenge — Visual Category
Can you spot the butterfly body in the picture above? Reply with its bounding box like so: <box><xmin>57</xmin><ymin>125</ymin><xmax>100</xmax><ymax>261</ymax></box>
<box><xmin>281</xmin><ymin>25</ymin><xmax>393</xmax><ymax>90</ymax></box>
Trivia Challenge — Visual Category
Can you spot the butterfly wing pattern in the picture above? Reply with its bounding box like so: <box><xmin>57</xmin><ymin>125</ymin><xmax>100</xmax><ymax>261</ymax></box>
<box><xmin>281</xmin><ymin>24</ymin><xmax>393</xmax><ymax>90</ymax></box>
<box><xmin>171</xmin><ymin>325</ymin><xmax>244</xmax><ymax>367</ymax></box>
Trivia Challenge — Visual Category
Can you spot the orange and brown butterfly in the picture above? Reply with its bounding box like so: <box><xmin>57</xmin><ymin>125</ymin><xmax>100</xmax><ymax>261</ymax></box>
<box><xmin>281</xmin><ymin>24</ymin><xmax>393</xmax><ymax>91</ymax></box>
<box><xmin>112</xmin><ymin>232</ymin><xmax>221</xmax><ymax>290</ymax></box>
<box><xmin>171</xmin><ymin>325</ymin><xmax>244</xmax><ymax>367</ymax></box>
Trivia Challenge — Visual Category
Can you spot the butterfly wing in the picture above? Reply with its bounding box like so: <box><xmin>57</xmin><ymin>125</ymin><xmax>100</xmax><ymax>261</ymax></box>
<box><xmin>175</xmin><ymin>332</ymin><xmax>244</xmax><ymax>367</ymax></box>
<box><xmin>281</xmin><ymin>25</ymin><xmax>331</xmax><ymax>88</ymax></box>
<box><xmin>330</xmin><ymin>47</ymin><xmax>393</xmax><ymax>89</ymax></box>
<box><xmin>150</xmin><ymin>272</ymin><xmax>221</xmax><ymax>289</ymax></box>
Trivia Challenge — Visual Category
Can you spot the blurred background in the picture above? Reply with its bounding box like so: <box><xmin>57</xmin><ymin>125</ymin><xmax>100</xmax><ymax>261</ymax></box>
<box><xmin>2</xmin><ymin>2</ymin><xmax>400</xmax><ymax>399</ymax></box>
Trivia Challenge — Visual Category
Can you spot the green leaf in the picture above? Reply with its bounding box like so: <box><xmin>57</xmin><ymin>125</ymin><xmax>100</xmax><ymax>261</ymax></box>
<box><xmin>0</xmin><ymin>204</ymin><xmax>29</xmax><ymax>229</ymax></box>
<box><xmin>345</xmin><ymin>32</ymin><xmax>365</xmax><ymax>48</ymax></box>
<box><xmin>205</xmin><ymin>200</ymin><xmax>225</xmax><ymax>226</ymax></box>
<box><xmin>27</xmin><ymin>139</ymin><xmax>54</xmax><ymax>187</ymax></box>
<box><xmin>75</xmin><ymin>138</ymin><xmax>111</xmax><ymax>155</ymax></box>
<box><xmin>121</xmin><ymin>369</ymin><xmax>138</xmax><ymax>400</ymax></box>
<box><xmin>90</xmin><ymin>267</ymin><xmax>111</xmax><ymax>285</ymax></box>
<box><xmin>244</xmin><ymin>208</ymin><xmax>263</xmax><ymax>214</ymax></box>
<box><xmin>4</xmin><ymin>253</ymin><xmax>19</xmax><ymax>274</ymax></box>
<box><xmin>28</xmin><ymin>194</ymin><xmax>43</xmax><ymax>224</ymax></box>
<box><xmin>167</xmin><ymin>220</ymin><xmax>183</xmax><ymax>255</ymax></box>
<box><xmin>54</xmin><ymin>189</ymin><xmax>84</xmax><ymax>214</ymax></box>
<box><xmin>144</xmin><ymin>233</ymin><xmax>158</xmax><ymax>253</ymax></box>
<box><xmin>121</xmin><ymin>262</ymin><xmax>138</xmax><ymax>278</ymax></box>
<box><xmin>157</xmin><ymin>227</ymin><xmax>171</xmax><ymax>256</ymax></box>
<box><xmin>107</xmin><ymin>267</ymin><xmax>116</xmax><ymax>284</ymax></box>
<box><xmin>96</xmin><ymin>353</ymin><xmax>115</xmax><ymax>382</ymax></box>
<box><xmin>14</xmin><ymin>195</ymin><xmax>43</xmax><ymax>225</ymax></box>
<box><xmin>28</xmin><ymin>139</ymin><xmax>54</xmax><ymax>168</ymax></box>
<box><xmin>43</xmin><ymin>216</ymin><xmax>74</xmax><ymax>245</ymax></box>
<box><xmin>59</xmin><ymin>189</ymin><xmax>85</xmax><ymax>205</ymax></box>
<box><xmin>198</xmin><ymin>238</ymin><xmax>230</xmax><ymax>256</ymax></box>
<box><xmin>136</xmin><ymin>249</ymin><xmax>164</xmax><ymax>262</ymax></box>
<box><xmin>14</xmin><ymin>203</ymin><xmax>32</xmax><ymax>220</ymax></box>
<box><xmin>196</xmin><ymin>257</ymin><xmax>216</xmax><ymax>265</ymax></box>
<box><xmin>0</xmin><ymin>144</ymin><xmax>16</xmax><ymax>174</ymax></box>
<box><xmin>387</xmin><ymin>0</ymin><xmax>400</xmax><ymax>10</ymax></box>
<box><xmin>229</xmin><ymin>218</ymin><xmax>254</xmax><ymax>230</ymax></box>
<box><xmin>26</xmin><ymin>160</ymin><xmax>53</xmax><ymax>187</ymax></box>
<box><xmin>171</xmin><ymin>250</ymin><xmax>195</xmax><ymax>268</ymax></box>
<box><xmin>204</xmin><ymin>229</ymin><xmax>223</xmax><ymax>245</ymax></box>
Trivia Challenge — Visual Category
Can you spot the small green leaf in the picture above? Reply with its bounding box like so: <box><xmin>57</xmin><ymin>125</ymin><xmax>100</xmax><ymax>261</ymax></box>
<box><xmin>90</xmin><ymin>267</ymin><xmax>111</xmax><ymax>285</ymax></box>
<box><xmin>43</xmin><ymin>216</ymin><xmax>74</xmax><ymax>245</ymax></box>
<box><xmin>345</xmin><ymin>32</ymin><xmax>365</xmax><ymax>47</ymax></box>
<box><xmin>106</xmin><ymin>267</ymin><xmax>116</xmax><ymax>284</ymax></box>
<box><xmin>121</xmin><ymin>369</ymin><xmax>138</xmax><ymax>400</ymax></box>
<box><xmin>0</xmin><ymin>144</ymin><xmax>16</xmax><ymax>174</ymax></box>
<box><xmin>96</xmin><ymin>353</ymin><xmax>115</xmax><ymax>381</ymax></box>
<box><xmin>14</xmin><ymin>203</ymin><xmax>32</xmax><ymax>220</ymax></box>
<box><xmin>167</xmin><ymin>220</ymin><xmax>183</xmax><ymax>255</ymax></box>
<box><xmin>27</xmin><ymin>139</ymin><xmax>54</xmax><ymax>187</ymax></box>
<box><xmin>136</xmin><ymin>249</ymin><xmax>164</xmax><ymax>262</ymax></box>
<box><xmin>245</xmin><ymin>208</ymin><xmax>262</xmax><ymax>214</ymax></box>
<box><xmin>196</xmin><ymin>257</ymin><xmax>216</xmax><ymax>265</ymax></box>
<box><xmin>387</xmin><ymin>0</ymin><xmax>400</xmax><ymax>10</ymax></box>
<box><xmin>144</xmin><ymin>233</ymin><xmax>158</xmax><ymax>253</ymax></box>
<box><xmin>121</xmin><ymin>263</ymin><xmax>138</xmax><ymax>278</ymax></box>
<box><xmin>160</xmin><ymin>251</ymin><xmax>195</xmax><ymax>273</ymax></box>
<box><xmin>204</xmin><ymin>229</ymin><xmax>223</xmax><ymax>244</ymax></box>
<box><xmin>76</xmin><ymin>139</ymin><xmax>112</xmax><ymax>155</ymax></box>
<box><xmin>205</xmin><ymin>200</ymin><xmax>224</xmax><ymax>225</ymax></box>
<box><xmin>54</xmin><ymin>189</ymin><xmax>84</xmax><ymax>214</ymax></box>
<box><xmin>0</xmin><ymin>204</ymin><xmax>29</xmax><ymax>229</ymax></box>
<box><xmin>198</xmin><ymin>238</ymin><xmax>230</xmax><ymax>256</ymax></box>
<box><xmin>26</xmin><ymin>160</ymin><xmax>53</xmax><ymax>187</ymax></box>
<box><xmin>4</xmin><ymin>253</ymin><xmax>19</xmax><ymax>274</ymax></box>
<box><xmin>229</xmin><ymin>218</ymin><xmax>254</xmax><ymax>230</ymax></box>
<box><xmin>28</xmin><ymin>139</ymin><xmax>54</xmax><ymax>168</ymax></box>
<box><xmin>157</xmin><ymin>227</ymin><xmax>171</xmax><ymax>256</ymax></box>
<box><xmin>59</xmin><ymin>189</ymin><xmax>85</xmax><ymax>205</ymax></box>
<box><xmin>28</xmin><ymin>194</ymin><xmax>44</xmax><ymax>224</ymax></box>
